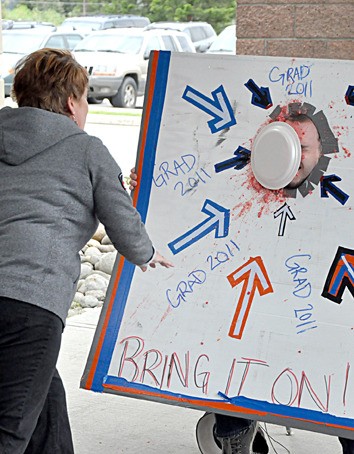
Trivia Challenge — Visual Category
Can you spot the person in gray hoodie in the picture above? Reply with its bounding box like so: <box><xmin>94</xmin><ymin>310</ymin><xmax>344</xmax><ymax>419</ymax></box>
<box><xmin>0</xmin><ymin>48</ymin><xmax>173</xmax><ymax>454</ymax></box>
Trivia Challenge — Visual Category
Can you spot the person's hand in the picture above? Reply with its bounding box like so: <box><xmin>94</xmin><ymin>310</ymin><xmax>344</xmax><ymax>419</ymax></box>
<box><xmin>129</xmin><ymin>167</ymin><xmax>138</xmax><ymax>191</ymax></box>
<box><xmin>139</xmin><ymin>251</ymin><xmax>174</xmax><ymax>272</ymax></box>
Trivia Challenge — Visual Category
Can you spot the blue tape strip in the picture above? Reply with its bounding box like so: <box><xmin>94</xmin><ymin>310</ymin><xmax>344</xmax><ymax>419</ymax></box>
<box><xmin>104</xmin><ymin>376</ymin><xmax>354</xmax><ymax>428</ymax></box>
<box><xmin>137</xmin><ymin>51</ymin><xmax>171</xmax><ymax>222</ymax></box>
<box><xmin>90</xmin><ymin>51</ymin><xmax>171</xmax><ymax>392</ymax></box>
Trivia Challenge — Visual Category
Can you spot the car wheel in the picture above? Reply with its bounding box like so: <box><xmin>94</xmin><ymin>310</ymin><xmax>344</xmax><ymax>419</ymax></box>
<box><xmin>110</xmin><ymin>77</ymin><xmax>137</xmax><ymax>108</ymax></box>
<box><xmin>87</xmin><ymin>97</ymin><xmax>103</xmax><ymax>104</ymax></box>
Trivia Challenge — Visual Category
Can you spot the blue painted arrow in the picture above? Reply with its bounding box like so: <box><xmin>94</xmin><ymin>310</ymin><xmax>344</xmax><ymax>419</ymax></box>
<box><xmin>182</xmin><ymin>85</ymin><xmax>236</xmax><ymax>134</ymax></box>
<box><xmin>168</xmin><ymin>199</ymin><xmax>230</xmax><ymax>255</ymax></box>
<box><xmin>214</xmin><ymin>146</ymin><xmax>251</xmax><ymax>173</ymax></box>
<box><xmin>244</xmin><ymin>79</ymin><xmax>273</xmax><ymax>109</ymax></box>
<box><xmin>320</xmin><ymin>174</ymin><xmax>349</xmax><ymax>205</ymax></box>
<box><xmin>322</xmin><ymin>246</ymin><xmax>354</xmax><ymax>304</ymax></box>
<box><xmin>345</xmin><ymin>85</ymin><xmax>354</xmax><ymax>106</ymax></box>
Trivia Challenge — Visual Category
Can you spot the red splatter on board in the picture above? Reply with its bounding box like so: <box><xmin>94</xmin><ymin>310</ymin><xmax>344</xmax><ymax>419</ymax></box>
<box><xmin>230</xmin><ymin>166</ymin><xmax>286</xmax><ymax>220</ymax></box>
<box><xmin>343</xmin><ymin>146</ymin><xmax>352</xmax><ymax>158</ymax></box>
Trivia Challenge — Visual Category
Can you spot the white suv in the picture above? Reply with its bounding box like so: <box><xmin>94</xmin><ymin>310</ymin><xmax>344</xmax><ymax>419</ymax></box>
<box><xmin>60</xmin><ymin>15</ymin><xmax>150</xmax><ymax>35</ymax></box>
<box><xmin>73</xmin><ymin>28</ymin><xmax>195</xmax><ymax>108</ymax></box>
<box><xmin>207</xmin><ymin>25</ymin><xmax>236</xmax><ymax>55</ymax></box>
<box><xmin>146</xmin><ymin>22</ymin><xmax>217</xmax><ymax>52</ymax></box>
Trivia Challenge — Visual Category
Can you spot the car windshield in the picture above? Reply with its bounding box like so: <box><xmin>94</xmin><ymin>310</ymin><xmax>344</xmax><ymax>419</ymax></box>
<box><xmin>208</xmin><ymin>26</ymin><xmax>235</xmax><ymax>53</ymax></box>
<box><xmin>3</xmin><ymin>33</ymin><xmax>46</xmax><ymax>54</ymax></box>
<box><xmin>74</xmin><ymin>33</ymin><xmax>143</xmax><ymax>53</ymax></box>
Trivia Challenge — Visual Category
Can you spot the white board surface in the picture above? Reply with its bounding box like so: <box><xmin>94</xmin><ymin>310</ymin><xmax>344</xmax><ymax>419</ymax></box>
<box><xmin>82</xmin><ymin>51</ymin><xmax>354</xmax><ymax>438</ymax></box>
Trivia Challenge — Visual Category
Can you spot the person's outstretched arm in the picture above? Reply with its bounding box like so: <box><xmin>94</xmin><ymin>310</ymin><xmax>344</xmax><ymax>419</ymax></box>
<box><xmin>87</xmin><ymin>138</ymin><xmax>173</xmax><ymax>271</ymax></box>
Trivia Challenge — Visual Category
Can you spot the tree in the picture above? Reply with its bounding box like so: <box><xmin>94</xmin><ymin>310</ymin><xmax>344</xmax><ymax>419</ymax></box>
<box><xmin>2</xmin><ymin>0</ymin><xmax>236</xmax><ymax>31</ymax></box>
<box><xmin>3</xmin><ymin>4</ymin><xmax>65</xmax><ymax>24</ymax></box>
<box><xmin>148</xmin><ymin>0</ymin><xmax>236</xmax><ymax>33</ymax></box>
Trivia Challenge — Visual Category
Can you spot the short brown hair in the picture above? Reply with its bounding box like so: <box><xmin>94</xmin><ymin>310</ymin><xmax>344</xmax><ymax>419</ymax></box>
<box><xmin>12</xmin><ymin>48</ymin><xmax>88</xmax><ymax>115</ymax></box>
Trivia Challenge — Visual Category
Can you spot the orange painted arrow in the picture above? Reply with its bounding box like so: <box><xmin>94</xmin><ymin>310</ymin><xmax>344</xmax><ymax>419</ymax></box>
<box><xmin>227</xmin><ymin>256</ymin><xmax>273</xmax><ymax>339</ymax></box>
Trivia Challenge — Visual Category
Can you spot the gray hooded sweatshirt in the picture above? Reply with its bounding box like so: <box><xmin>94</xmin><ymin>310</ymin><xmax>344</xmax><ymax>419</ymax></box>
<box><xmin>0</xmin><ymin>106</ymin><xmax>154</xmax><ymax>323</ymax></box>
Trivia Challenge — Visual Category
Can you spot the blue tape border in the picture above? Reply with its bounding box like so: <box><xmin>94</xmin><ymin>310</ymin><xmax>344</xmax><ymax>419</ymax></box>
<box><xmin>103</xmin><ymin>376</ymin><xmax>354</xmax><ymax>429</ymax></box>
<box><xmin>90</xmin><ymin>51</ymin><xmax>171</xmax><ymax>392</ymax></box>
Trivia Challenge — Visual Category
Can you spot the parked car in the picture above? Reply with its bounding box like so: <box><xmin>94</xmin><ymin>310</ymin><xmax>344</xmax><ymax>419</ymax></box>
<box><xmin>146</xmin><ymin>21</ymin><xmax>216</xmax><ymax>52</ymax></box>
<box><xmin>206</xmin><ymin>25</ymin><xmax>236</xmax><ymax>55</ymax></box>
<box><xmin>1</xmin><ymin>29</ymin><xmax>84</xmax><ymax>96</ymax></box>
<box><xmin>73</xmin><ymin>27</ymin><xmax>196</xmax><ymax>108</ymax></box>
<box><xmin>60</xmin><ymin>15</ymin><xmax>150</xmax><ymax>35</ymax></box>
<box><xmin>1</xmin><ymin>20</ymin><xmax>56</xmax><ymax>30</ymax></box>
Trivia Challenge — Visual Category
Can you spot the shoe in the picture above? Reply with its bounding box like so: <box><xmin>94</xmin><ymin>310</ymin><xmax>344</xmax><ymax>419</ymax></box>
<box><xmin>252</xmin><ymin>428</ymin><xmax>269</xmax><ymax>454</ymax></box>
<box><xmin>217</xmin><ymin>420</ymin><xmax>258</xmax><ymax>454</ymax></box>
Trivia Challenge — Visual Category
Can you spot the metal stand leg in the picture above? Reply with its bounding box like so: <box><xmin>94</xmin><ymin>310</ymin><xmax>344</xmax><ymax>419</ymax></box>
<box><xmin>286</xmin><ymin>426</ymin><xmax>293</xmax><ymax>436</ymax></box>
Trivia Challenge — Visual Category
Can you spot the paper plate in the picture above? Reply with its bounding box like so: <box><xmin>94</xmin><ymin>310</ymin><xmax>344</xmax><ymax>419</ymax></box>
<box><xmin>251</xmin><ymin>121</ymin><xmax>302</xmax><ymax>190</ymax></box>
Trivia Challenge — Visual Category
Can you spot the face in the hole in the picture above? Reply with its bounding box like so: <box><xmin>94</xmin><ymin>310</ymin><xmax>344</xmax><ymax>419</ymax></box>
<box><xmin>285</xmin><ymin>117</ymin><xmax>321</xmax><ymax>189</ymax></box>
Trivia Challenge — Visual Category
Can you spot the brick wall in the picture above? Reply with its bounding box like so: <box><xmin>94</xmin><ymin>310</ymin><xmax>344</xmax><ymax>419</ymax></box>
<box><xmin>236</xmin><ymin>0</ymin><xmax>354</xmax><ymax>60</ymax></box>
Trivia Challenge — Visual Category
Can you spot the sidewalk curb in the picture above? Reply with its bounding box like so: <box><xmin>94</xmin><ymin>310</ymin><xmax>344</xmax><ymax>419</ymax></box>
<box><xmin>4</xmin><ymin>97</ymin><xmax>143</xmax><ymax>127</ymax></box>
<box><xmin>87</xmin><ymin>113</ymin><xmax>141</xmax><ymax>126</ymax></box>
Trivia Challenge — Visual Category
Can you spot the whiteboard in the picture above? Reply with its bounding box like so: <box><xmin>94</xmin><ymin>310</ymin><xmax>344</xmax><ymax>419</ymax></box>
<box><xmin>81</xmin><ymin>51</ymin><xmax>354</xmax><ymax>439</ymax></box>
